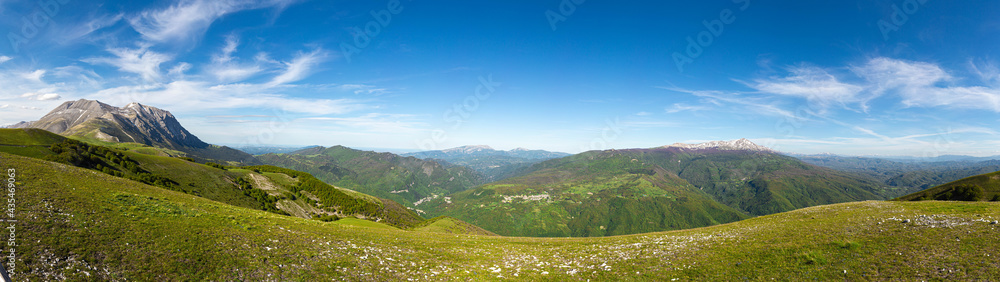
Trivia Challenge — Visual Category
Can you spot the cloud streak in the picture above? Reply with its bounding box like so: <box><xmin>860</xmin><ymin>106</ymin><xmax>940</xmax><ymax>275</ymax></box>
<box><xmin>84</xmin><ymin>47</ymin><xmax>172</xmax><ymax>83</ymax></box>
<box><xmin>749</xmin><ymin>66</ymin><xmax>864</xmax><ymax>111</ymax></box>
<box><xmin>266</xmin><ymin>49</ymin><xmax>328</xmax><ymax>87</ymax></box>
<box><xmin>677</xmin><ymin>57</ymin><xmax>1000</xmax><ymax>114</ymax></box>
<box><xmin>128</xmin><ymin>0</ymin><xmax>298</xmax><ymax>44</ymax></box>
<box><xmin>853</xmin><ymin>58</ymin><xmax>1000</xmax><ymax>112</ymax></box>
<box><xmin>299</xmin><ymin>113</ymin><xmax>427</xmax><ymax>133</ymax></box>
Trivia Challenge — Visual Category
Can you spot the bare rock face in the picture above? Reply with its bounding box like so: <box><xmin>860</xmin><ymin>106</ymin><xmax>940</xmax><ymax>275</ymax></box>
<box><xmin>11</xmin><ymin>99</ymin><xmax>116</xmax><ymax>133</ymax></box>
<box><xmin>15</xmin><ymin>99</ymin><xmax>208</xmax><ymax>149</ymax></box>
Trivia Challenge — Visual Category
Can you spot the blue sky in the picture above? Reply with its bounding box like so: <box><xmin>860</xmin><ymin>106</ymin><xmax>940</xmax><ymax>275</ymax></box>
<box><xmin>1</xmin><ymin>0</ymin><xmax>999</xmax><ymax>156</ymax></box>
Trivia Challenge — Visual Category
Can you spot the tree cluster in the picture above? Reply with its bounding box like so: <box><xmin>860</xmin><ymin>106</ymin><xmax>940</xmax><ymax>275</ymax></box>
<box><xmin>46</xmin><ymin>139</ymin><xmax>177</xmax><ymax>187</ymax></box>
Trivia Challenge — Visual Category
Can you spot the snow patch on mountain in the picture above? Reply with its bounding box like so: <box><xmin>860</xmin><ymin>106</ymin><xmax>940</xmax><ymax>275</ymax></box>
<box><xmin>662</xmin><ymin>138</ymin><xmax>773</xmax><ymax>152</ymax></box>
<box><xmin>442</xmin><ymin>145</ymin><xmax>495</xmax><ymax>154</ymax></box>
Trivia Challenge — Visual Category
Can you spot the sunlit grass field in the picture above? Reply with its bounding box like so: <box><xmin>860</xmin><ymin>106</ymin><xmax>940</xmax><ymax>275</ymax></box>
<box><xmin>7</xmin><ymin>151</ymin><xmax>999</xmax><ymax>280</ymax></box>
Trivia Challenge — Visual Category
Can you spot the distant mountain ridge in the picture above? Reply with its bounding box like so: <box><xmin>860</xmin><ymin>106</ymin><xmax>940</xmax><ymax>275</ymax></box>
<box><xmin>661</xmin><ymin>138</ymin><xmax>773</xmax><ymax>152</ymax></box>
<box><xmin>404</xmin><ymin>146</ymin><xmax>571</xmax><ymax>182</ymax></box>
<box><xmin>797</xmin><ymin>154</ymin><xmax>1000</xmax><ymax>195</ymax></box>
<box><xmin>10</xmin><ymin>99</ymin><xmax>258</xmax><ymax>164</ymax></box>
<box><xmin>413</xmin><ymin>145</ymin><xmax>570</xmax><ymax>160</ymax></box>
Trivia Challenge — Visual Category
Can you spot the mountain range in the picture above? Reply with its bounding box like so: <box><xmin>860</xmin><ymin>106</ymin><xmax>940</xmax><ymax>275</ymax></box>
<box><xmin>798</xmin><ymin>154</ymin><xmax>1000</xmax><ymax>193</ymax></box>
<box><xmin>2</xmin><ymin>99</ymin><xmax>999</xmax><ymax>279</ymax></box>
<box><xmin>403</xmin><ymin>145</ymin><xmax>570</xmax><ymax>182</ymax></box>
<box><xmin>421</xmin><ymin>140</ymin><xmax>895</xmax><ymax>236</ymax></box>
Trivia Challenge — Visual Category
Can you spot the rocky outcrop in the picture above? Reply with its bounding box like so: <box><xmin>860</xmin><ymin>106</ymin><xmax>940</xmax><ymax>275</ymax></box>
<box><xmin>13</xmin><ymin>99</ymin><xmax>208</xmax><ymax>149</ymax></box>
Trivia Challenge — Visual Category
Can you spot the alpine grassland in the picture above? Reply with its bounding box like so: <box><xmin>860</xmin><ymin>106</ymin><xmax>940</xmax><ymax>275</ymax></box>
<box><xmin>6</xmin><ymin>152</ymin><xmax>999</xmax><ymax>280</ymax></box>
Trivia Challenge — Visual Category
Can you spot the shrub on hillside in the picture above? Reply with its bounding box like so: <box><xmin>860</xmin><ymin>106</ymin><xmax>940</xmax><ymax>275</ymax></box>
<box><xmin>205</xmin><ymin>162</ymin><xmax>226</xmax><ymax>170</ymax></box>
<box><xmin>935</xmin><ymin>184</ymin><xmax>984</xmax><ymax>201</ymax></box>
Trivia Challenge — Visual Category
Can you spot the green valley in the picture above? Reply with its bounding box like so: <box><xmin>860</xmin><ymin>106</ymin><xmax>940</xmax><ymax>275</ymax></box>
<box><xmin>422</xmin><ymin>146</ymin><xmax>893</xmax><ymax>237</ymax></box>
<box><xmin>256</xmin><ymin>146</ymin><xmax>484</xmax><ymax>212</ymax></box>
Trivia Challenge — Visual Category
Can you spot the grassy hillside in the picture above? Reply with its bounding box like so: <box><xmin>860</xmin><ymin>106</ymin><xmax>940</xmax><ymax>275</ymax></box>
<box><xmin>410</xmin><ymin>216</ymin><xmax>498</xmax><ymax>236</ymax></box>
<box><xmin>0</xmin><ymin>130</ymin><xmax>424</xmax><ymax>228</ymax></box>
<box><xmin>0</xmin><ymin>128</ymin><xmax>66</xmax><ymax>158</ymax></box>
<box><xmin>897</xmin><ymin>169</ymin><xmax>1000</xmax><ymax>202</ymax></box>
<box><xmin>0</xmin><ymin>127</ymin><xmax>253</xmax><ymax>166</ymax></box>
<box><xmin>423</xmin><ymin>151</ymin><xmax>749</xmax><ymax>237</ymax></box>
<box><xmin>71</xmin><ymin>127</ymin><xmax>260</xmax><ymax>166</ymax></box>
<box><xmin>6</xmin><ymin>152</ymin><xmax>999</xmax><ymax>280</ymax></box>
<box><xmin>256</xmin><ymin>146</ymin><xmax>484</xmax><ymax>210</ymax></box>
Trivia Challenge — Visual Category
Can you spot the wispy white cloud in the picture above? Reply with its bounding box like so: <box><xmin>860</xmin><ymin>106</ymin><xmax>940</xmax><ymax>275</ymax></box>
<box><xmin>749</xmin><ymin>66</ymin><xmax>864</xmax><ymax>111</ymax></box>
<box><xmin>168</xmin><ymin>62</ymin><xmax>192</xmax><ymax>79</ymax></box>
<box><xmin>52</xmin><ymin>65</ymin><xmax>103</xmax><ymax>86</ymax></box>
<box><xmin>54</xmin><ymin>13</ymin><xmax>124</xmax><ymax>44</ymax></box>
<box><xmin>674</xmin><ymin>57</ymin><xmax>1000</xmax><ymax>115</ymax></box>
<box><xmin>83</xmin><ymin>46</ymin><xmax>172</xmax><ymax>82</ymax></box>
<box><xmin>659</xmin><ymin>86</ymin><xmax>813</xmax><ymax>122</ymax></box>
<box><xmin>266</xmin><ymin>49</ymin><xmax>328</xmax><ymax>87</ymax></box>
<box><xmin>89</xmin><ymin>80</ymin><xmax>367</xmax><ymax>116</ymax></box>
<box><xmin>758</xmin><ymin>131</ymin><xmax>996</xmax><ymax>157</ymax></box>
<box><xmin>0</xmin><ymin>67</ymin><xmax>67</xmax><ymax>124</ymax></box>
<box><xmin>21</xmin><ymin>70</ymin><xmax>46</xmax><ymax>82</ymax></box>
<box><xmin>337</xmin><ymin>84</ymin><xmax>389</xmax><ymax>95</ymax></box>
<box><xmin>621</xmin><ymin>120</ymin><xmax>678</xmax><ymax>128</ymax></box>
<box><xmin>853</xmin><ymin>58</ymin><xmax>1000</xmax><ymax>112</ymax></box>
<box><xmin>0</xmin><ymin>68</ymin><xmax>74</xmax><ymax>118</ymax></box>
<box><xmin>215</xmin><ymin>35</ymin><xmax>240</xmax><ymax>64</ymax></box>
<box><xmin>665</xmin><ymin>103</ymin><xmax>710</xmax><ymax>113</ymax></box>
<box><xmin>128</xmin><ymin>0</ymin><xmax>298</xmax><ymax>44</ymax></box>
<box><xmin>205</xmin><ymin>36</ymin><xmax>267</xmax><ymax>83</ymax></box>
<box><xmin>215</xmin><ymin>66</ymin><xmax>265</xmax><ymax>83</ymax></box>
<box><xmin>968</xmin><ymin>59</ymin><xmax>1000</xmax><ymax>87</ymax></box>
<box><xmin>299</xmin><ymin>113</ymin><xmax>426</xmax><ymax>133</ymax></box>
<box><xmin>0</xmin><ymin>56</ymin><xmax>11</xmax><ymax>64</ymax></box>
<box><xmin>21</xmin><ymin>93</ymin><xmax>62</xmax><ymax>101</ymax></box>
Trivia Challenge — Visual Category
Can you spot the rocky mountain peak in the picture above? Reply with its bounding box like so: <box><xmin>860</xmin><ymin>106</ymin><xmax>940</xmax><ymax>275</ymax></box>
<box><xmin>12</xmin><ymin>99</ymin><xmax>207</xmax><ymax>149</ymax></box>
<box><xmin>661</xmin><ymin>138</ymin><xmax>773</xmax><ymax>152</ymax></box>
